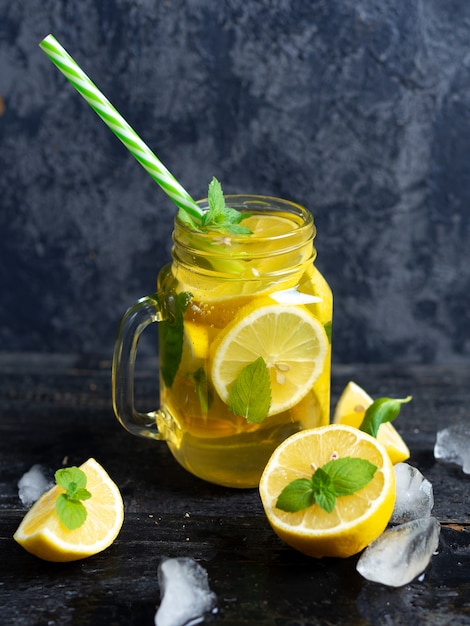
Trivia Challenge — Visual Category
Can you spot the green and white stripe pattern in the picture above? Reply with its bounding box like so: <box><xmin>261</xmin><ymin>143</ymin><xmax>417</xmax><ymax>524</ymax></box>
<box><xmin>39</xmin><ymin>34</ymin><xmax>203</xmax><ymax>221</ymax></box>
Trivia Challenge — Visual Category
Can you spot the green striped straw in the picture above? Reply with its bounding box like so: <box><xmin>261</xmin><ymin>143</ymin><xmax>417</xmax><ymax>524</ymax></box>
<box><xmin>39</xmin><ymin>34</ymin><xmax>203</xmax><ymax>222</ymax></box>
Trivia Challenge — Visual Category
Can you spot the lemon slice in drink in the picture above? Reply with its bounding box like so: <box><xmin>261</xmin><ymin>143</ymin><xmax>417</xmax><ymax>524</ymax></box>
<box><xmin>13</xmin><ymin>458</ymin><xmax>124</xmax><ymax>562</ymax></box>
<box><xmin>210</xmin><ymin>300</ymin><xmax>328</xmax><ymax>417</ymax></box>
<box><xmin>240</xmin><ymin>213</ymin><xmax>297</xmax><ymax>239</ymax></box>
<box><xmin>179</xmin><ymin>320</ymin><xmax>210</xmax><ymax>372</ymax></box>
<box><xmin>333</xmin><ymin>381</ymin><xmax>410</xmax><ymax>464</ymax></box>
<box><xmin>259</xmin><ymin>424</ymin><xmax>396</xmax><ymax>558</ymax></box>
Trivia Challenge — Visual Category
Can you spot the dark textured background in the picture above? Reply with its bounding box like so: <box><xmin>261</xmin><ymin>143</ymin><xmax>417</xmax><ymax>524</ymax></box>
<box><xmin>1</xmin><ymin>0</ymin><xmax>469</xmax><ymax>364</ymax></box>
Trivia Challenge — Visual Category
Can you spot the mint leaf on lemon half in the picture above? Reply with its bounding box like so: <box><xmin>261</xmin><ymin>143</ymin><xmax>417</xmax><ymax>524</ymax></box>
<box><xmin>276</xmin><ymin>457</ymin><xmax>377</xmax><ymax>514</ymax></box>
<box><xmin>55</xmin><ymin>467</ymin><xmax>92</xmax><ymax>530</ymax></box>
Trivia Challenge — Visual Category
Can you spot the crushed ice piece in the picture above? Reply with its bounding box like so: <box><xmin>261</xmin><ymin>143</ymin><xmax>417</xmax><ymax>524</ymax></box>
<box><xmin>390</xmin><ymin>463</ymin><xmax>434</xmax><ymax>524</ymax></box>
<box><xmin>155</xmin><ymin>557</ymin><xmax>217</xmax><ymax>626</ymax></box>
<box><xmin>356</xmin><ymin>517</ymin><xmax>441</xmax><ymax>587</ymax></box>
<box><xmin>434</xmin><ymin>424</ymin><xmax>470</xmax><ymax>474</ymax></box>
<box><xmin>18</xmin><ymin>464</ymin><xmax>53</xmax><ymax>507</ymax></box>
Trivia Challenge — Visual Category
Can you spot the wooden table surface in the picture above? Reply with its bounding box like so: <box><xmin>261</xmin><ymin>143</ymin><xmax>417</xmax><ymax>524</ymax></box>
<box><xmin>1</xmin><ymin>354</ymin><xmax>469</xmax><ymax>625</ymax></box>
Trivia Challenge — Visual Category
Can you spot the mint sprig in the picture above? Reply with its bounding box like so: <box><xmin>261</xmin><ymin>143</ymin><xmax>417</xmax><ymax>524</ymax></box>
<box><xmin>55</xmin><ymin>467</ymin><xmax>92</xmax><ymax>530</ymax></box>
<box><xmin>203</xmin><ymin>177</ymin><xmax>252</xmax><ymax>234</ymax></box>
<box><xmin>179</xmin><ymin>177</ymin><xmax>252</xmax><ymax>235</ymax></box>
<box><xmin>228</xmin><ymin>356</ymin><xmax>271</xmax><ymax>423</ymax></box>
<box><xmin>360</xmin><ymin>396</ymin><xmax>412</xmax><ymax>438</ymax></box>
<box><xmin>276</xmin><ymin>457</ymin><xmax>377</xmax><ymax>514</ymax></box>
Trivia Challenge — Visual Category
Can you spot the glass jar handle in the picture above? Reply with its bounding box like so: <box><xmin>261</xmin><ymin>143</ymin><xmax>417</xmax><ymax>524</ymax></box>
<box><xmin>112</xmin><ymin>294</ymin><xmax>164</xmax><ymax>440</ymax></box>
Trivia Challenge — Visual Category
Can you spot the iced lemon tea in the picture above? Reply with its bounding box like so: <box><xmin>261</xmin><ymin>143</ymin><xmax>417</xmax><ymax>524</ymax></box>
<box><xmin>159</xmin><ymin>196</ymin><xmax>331</xmax><ymax>486</ymax></box>
<box><xmin>113</xmin><ymin>195</ymin><xmax>332</xmax><ymax>488</ymax></box>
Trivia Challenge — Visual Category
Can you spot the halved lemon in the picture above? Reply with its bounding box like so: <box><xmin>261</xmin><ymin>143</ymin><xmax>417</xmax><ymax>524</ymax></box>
<box><xmin>13</xmin><ymin>458</ymin><xmax>124</xmax><ymax>562</ymax></box>
<box><xmin>210</xmin><ymin>301</ymin><xmax>329</xmax><ymax>416</ymax></box>
<box><xmin>259</xmin><ymin>424</ymin><xmax>396</xmax><ymax>558</ymax></box>
<box><xmin>333</xmin><ymin>381</ymin><xmax>410</xmax><ymax>464</ymax></box>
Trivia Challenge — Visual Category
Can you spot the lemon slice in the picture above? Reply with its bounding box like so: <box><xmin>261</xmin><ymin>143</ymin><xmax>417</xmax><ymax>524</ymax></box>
<box><xmin>179</xmin><ymin>320</ymin><xmax>210</xmax><ymax>372</ymax></box>
<box><xmin>240</xmin><ymin>213</ymin><xmax>298</xmax><ymax>239</ymax></box>
<box><xmin>333</xmin><ymin>381</ymin><xmax>410</xmax><ymax>464</ymax></box>
<box><xmin>13</xmin><ymin>458</ymin><xmax>124</xmax><ymax>562</ymax></box>
<box><xmin>259</xmin><ymin>424</ymin><xmax>396</xmax><ymax>558</ymax></box>
<box><xmin>210</xmin><ymin>301</ymin><xmax>328</xmax><ymax>416</ymax></box>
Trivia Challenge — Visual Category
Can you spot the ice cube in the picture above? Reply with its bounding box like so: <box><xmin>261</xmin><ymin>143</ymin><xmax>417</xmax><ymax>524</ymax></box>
<box><xmin>434</xmin><ymin>424</ymin><xmax>470</xmax><ymax>474</ymax></box>
<box><xmin>155</xmin><ymin>557</ymin><xmax>217</xmax><ymax>626</ymax></box>
<box><xmin>269</xmin><ymin>287</ymin><xmax>322</xmax><ymax>305</ymax></box>
<box><xmin>390</xmin><ymin>463</ymin><xmax>434</xmax><ymax>524</ymax></box>
<box><xmin>356</xmin><ymin>517</ymin><xmax>441</xmax><ymax>587</ymax></box>
<box><xmin>18</xmin><ymin>464</ymin><xmax>53</xmax><ymax>507</ymax></box>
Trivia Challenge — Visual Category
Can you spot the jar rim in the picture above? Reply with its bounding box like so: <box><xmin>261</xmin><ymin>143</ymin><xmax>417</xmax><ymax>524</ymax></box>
<box><xmin>175</xmin><ymin>194</ymin><xmax>315</xmax><ymax>244</ymax></box>
<box><xmin>172</xmin><ymin>194</ymin><xmax>317</xmax><ymax>280</ymax></box>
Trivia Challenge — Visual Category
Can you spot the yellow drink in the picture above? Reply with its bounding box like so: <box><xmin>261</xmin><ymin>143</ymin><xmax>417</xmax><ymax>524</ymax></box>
<box><xmin>156</xmin><ymin>201</ymin><xmax>332</xmax><ymax>487</ymax></box>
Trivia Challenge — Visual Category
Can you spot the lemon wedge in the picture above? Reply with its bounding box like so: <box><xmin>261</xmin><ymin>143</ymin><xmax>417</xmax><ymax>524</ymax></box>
<box><xmin>14</xmin><ymin>458</ymin><xmax>124</xmax><ymax>562</ymax></box>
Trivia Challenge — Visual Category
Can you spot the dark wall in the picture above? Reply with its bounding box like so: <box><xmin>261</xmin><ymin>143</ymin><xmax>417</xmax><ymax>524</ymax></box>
<box><xmin>1</xmin><ymin>0</ymin><xmax>469</xmax><ymax>364</ymax></box>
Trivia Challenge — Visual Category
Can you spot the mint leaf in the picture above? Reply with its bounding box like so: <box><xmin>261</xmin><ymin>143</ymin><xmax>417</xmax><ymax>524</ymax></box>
<box><xmin>55</xmin><ymin>467</ymin><xmax>86</xmax><ymax>491</ymax></box>
<box><xmin>275</xmin><ymin>457</ymin><xmax>378</xmax><ymax>514</ymax></box>
<box><xmin>177</xmin><ymin>207</ymin><xmax>202</xmax><ymax>232</ymax></box>
<box><xmin>228</xmin><ymin>356</ymin><xmax>271</xmax><ymax>423</ymax></box>
<box><xmin>323</xmin><ymin>321</ymin><xmax>332</xmax><ymax>343</ymax></box>
<box><xmin>220</xmin><ymin>206</ymin><xmax>248</xmax><ymax>226</ymax></box>
<box><xmin>73</xmin><ymin>487</ymin><xmax>92</xmax><ymax>501</ymax></box>
<box><xmin>221</xmin><ymin>221</ymin><xmax>252</xmax><ymax>235</ymax></box>
<box><xmin>310</xmin><ymin>467</ymin><xmax>337</xmax><ymax>513</ymax></box>
<box><xmin>310</xmin><ymin>466</ymin><xmax>331</xmax><ymax>491</ymax></box>
<box><xmin>54</xmin><ymin>467</ymin><xmax>92</xmax><ymax>530</ymax></box>
<box><xmin>276</xmin><ymin>478</ymin><xmax>315</xmax><ymax>512</ymax></box>
<box><xmin>188</xmin><ymin>367</ymin><xmax>212</xmax><ymax>414</ymax></box>
<box><xmin>56</xmin><ymin>495</ymin><xmax>88</xmax><ymax>530</ymax></box>
<box><xmin>160</xmin><ymin>292</ymin><xmax>192</xmax><ymax>388</ymax></box>
<box><xmin>360</xmin><ymin>396</ymin><xmax>412</xmax><ymax>438</ymax></box>
<box><xmin>314</xmin><ymin>489</ymin><xmax>337</xmax><ymax>513</ymax></box>
<box><xmin>203</xmin><ymin>177</ymin><xmax>226</xmax><ymax>224</ymax></box>
<box><xmin>321</xmin><ymin>457</ymin><xmax>377</xmax><ymax>497</ymax></box>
